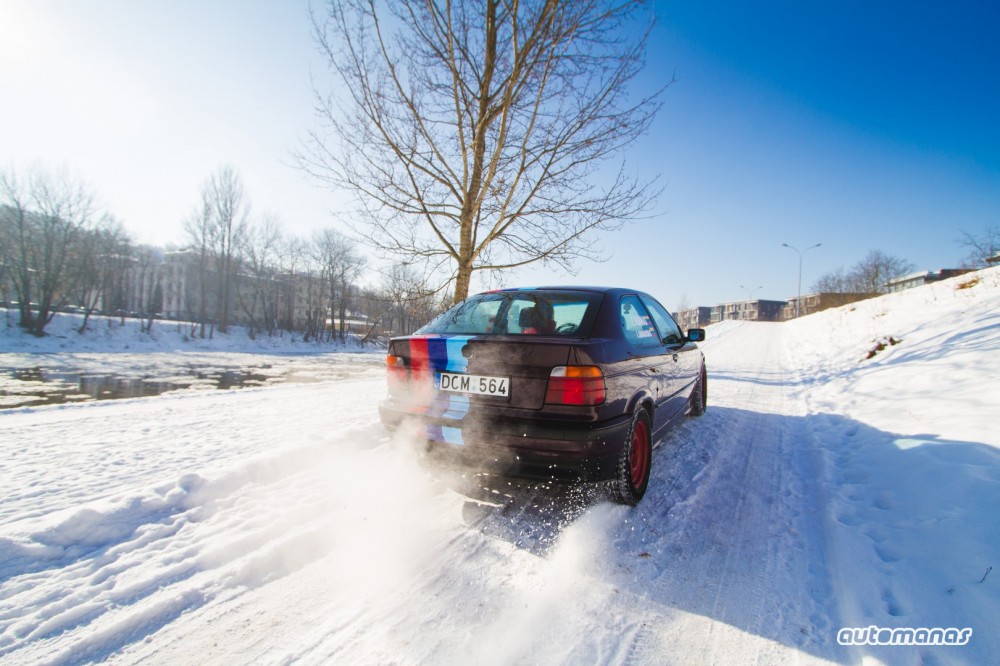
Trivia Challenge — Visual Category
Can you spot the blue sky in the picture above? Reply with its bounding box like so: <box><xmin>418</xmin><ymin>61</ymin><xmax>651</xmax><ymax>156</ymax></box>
<box><xmin>2</xmin><ymin>1</ymin><xmax>997</xmax><ymax>310</ymax></box>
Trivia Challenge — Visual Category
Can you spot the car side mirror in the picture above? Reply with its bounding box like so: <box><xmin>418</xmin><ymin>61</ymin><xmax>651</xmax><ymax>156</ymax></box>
<box><xmin>686</xmin><ymin>328</ymin><xmax>705</xmax><ymax>342</ymax></box>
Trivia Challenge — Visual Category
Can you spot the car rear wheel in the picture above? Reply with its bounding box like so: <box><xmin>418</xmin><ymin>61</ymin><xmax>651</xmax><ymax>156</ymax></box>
<box><xmin>610</xmin><ymin>409</ymin><xmax>652</xmax><ymax>505</ymax></box>
<box><xmin>688</xmin><ymin>365</ymin><xmax>707</xmax><ymax>417</ymax></box>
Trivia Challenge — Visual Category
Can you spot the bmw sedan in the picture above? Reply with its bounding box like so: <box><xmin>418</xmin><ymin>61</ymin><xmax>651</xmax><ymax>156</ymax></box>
<box><xmin>378</xmin><ymin>286</ymin><xmax>707</xmax><ymax>505</ymax></box>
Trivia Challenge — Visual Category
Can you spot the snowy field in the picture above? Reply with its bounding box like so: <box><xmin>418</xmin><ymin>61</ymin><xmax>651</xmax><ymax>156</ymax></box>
<box><xmin>1</xmin><ymin>268</ymin><xmax>998</xmax><ymax>665</ymax></box>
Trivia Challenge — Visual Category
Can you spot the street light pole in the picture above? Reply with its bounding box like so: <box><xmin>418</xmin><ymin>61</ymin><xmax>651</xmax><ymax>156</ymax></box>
<box><xmin>740</xmin><ymin>284</ymin><xmax>762</xmax><ymax>300</ymax></box>
<box><xmin>782</xmin><ymin>242</ymin><xmax>821</xmax><ymax>318</ymax></box>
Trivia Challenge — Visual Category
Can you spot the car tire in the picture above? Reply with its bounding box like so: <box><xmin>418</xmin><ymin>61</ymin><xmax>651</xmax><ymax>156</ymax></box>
<box><xmin>688</xmin><ymin>365</ymin><xmax>707</xmax><ymax>417</ymax></box>
<box><xmin>610</xmin><ymin>408</ymin><xmax>652</xmax><ymax>506</ymax></box>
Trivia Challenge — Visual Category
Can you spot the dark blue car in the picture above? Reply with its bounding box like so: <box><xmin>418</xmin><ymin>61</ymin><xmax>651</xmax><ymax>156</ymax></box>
<box><xmin>379</xmin><ymin>286</ymin><xmax>707</xmax><ymax>504</ymax></box>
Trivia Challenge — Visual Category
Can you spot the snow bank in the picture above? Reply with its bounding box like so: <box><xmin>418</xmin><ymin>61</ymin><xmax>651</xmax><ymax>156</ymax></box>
<box><xmin>782</xmin><ymin>266</ymin><xmax>1000</xmax><ymax>664</ymax></box>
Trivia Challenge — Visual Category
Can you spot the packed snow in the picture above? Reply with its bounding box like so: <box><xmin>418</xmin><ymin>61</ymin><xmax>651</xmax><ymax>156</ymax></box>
<box><xmin>1</xmin><ymin>268</ymin><xmax>998</xmax><ymax>665</ymax></box>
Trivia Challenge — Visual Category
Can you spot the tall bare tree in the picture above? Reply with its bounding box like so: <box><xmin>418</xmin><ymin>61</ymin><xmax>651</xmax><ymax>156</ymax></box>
<box><xmin>184</xmin><ymin>166</ymin><xmax>250</xmax><ymax>336</ymax></box>
<box><xmin>203</xmin><ymin>165</ymin><xmax>249</xmax><ymax>333</ymax></box>
<box><xmin>0</xmin><ymin>167</ymin><xmax>99</xmax><ymax>335</ymax></box>
<box><xmin>303</xmin><ymin>0</ymin><xmax>665</xmax><ymax>302</ymax></box>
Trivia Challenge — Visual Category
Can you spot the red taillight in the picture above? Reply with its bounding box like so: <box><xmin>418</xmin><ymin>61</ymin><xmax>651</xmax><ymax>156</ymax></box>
<box><xmin>544</xmin><ymin>366</ymin><xmax>606</xmax><ymax>405</ymax></box>
<box><xmin>386</xmin><ymin>354</ymin><xmax>408</xmax><ymax>389</ymax></box>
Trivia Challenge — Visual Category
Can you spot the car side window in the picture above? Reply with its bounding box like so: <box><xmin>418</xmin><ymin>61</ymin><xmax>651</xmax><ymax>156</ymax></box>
<box><xmin>620</xmin><ymin>296</ymin><xmax>659</xmax><ymax>348</ymax></box>
<box><xmin>640</xmin><ymin>295</ymin><xmax>684</xmax><ymax>345</ymax></box>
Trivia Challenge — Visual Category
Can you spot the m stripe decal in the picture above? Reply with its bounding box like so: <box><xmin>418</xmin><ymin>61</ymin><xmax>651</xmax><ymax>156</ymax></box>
<box><xmin>409</xmin><ymin>335</ymin><xmax>473</xmax><ymax>445</ymax></box>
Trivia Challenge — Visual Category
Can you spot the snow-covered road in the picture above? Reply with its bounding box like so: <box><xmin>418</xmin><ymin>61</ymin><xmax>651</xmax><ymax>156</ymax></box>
<box><xmin>2</xmin><ymin>268</ymin><xmax>998</xmax><ymax>664</ymax></box>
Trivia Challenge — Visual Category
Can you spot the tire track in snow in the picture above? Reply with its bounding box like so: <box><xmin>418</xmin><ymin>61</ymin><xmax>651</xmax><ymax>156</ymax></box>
<box><xmin>616</xmin><ymin>323</ymin><xmax>845</xmax><ymax>664</ymax></box>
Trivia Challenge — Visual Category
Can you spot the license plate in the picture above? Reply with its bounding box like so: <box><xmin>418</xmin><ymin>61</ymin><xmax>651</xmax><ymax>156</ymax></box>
<box><xmin>437</xmin><ymin>372</ymin><xmax>510</xmax><ymax>398</ymax></box>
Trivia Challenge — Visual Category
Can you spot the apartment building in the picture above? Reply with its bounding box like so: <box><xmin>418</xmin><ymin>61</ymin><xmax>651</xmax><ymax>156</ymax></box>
<box><xmin>710</xmin><ymin>299</ymin><xmax>787</xmax><ymax>324</ymax></box>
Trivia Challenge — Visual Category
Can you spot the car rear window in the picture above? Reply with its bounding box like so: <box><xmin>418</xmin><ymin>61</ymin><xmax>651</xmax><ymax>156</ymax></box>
<box><xmin>416</xmin><ymin>290</ymin><xmax>602</xmax><ymax>336</ymax></box>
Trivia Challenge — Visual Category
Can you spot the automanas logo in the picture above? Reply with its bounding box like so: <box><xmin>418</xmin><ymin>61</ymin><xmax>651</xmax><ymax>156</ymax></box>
<box><xmin>837</xmin><ymin>626</ymin><xmax>972</xmax><ymax>647</ymax></box>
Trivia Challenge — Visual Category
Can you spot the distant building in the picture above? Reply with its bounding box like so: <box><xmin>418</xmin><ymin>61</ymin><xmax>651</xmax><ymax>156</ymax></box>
<box><xmin>985</xmin><ymin>252</ymin><xmax>1000</xmax><ymax>266</ymax></box>
<box><xmin>885</xmin><ymin>269</ymin><xmax>974</xmax><ymax>293</ymax></box>
<box><xmin>675</xmin><ymin>306</ymin><xmax>711</xmax><ymax>329</ymax></box>
<box><xmin>710</xmin><ymin>299</ymin><xmax>787</xmax><ymax>324</ymax></box>
<box><xmin>783</xmin><ymin>292</ymin><xmax>872</xmax><ymax>319</ymax></box>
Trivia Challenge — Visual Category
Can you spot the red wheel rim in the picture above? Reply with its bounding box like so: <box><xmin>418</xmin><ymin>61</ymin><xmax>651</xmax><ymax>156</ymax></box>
<box><xmin>629</xmin><ymin>418</ymin><xmax>649</xmax><ymax>489</ymax></box>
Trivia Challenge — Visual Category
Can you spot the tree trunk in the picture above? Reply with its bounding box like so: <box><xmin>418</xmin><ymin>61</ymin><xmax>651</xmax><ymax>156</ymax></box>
<box><xmin>453</xmin><ymin>259</ymin><xmax>474</xmax><ymax>304</ymax></box>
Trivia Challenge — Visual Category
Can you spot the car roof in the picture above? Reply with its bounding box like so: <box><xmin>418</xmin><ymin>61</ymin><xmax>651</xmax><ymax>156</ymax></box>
<box><xmin>485</xmin><ymin>286</ymin><xmax>641</xmax><ymax>296</ymax></box>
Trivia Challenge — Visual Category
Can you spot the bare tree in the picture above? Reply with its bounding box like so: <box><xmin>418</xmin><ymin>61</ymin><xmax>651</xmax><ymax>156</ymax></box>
<box><xmin>849</xmin><ymin>250</ymin><xmax>915</xmax><ymax>294</ymax></box>
<box><xmin>372</xmin><ymin>262</ymin><xmax>439</xmax><ymax>337</ymax></box>
<box><xmin>71</xmin><ymin>220</ymin><xmax>133</xmax><ymax>334</ymax></box>
<box><xmin>183</xmin><ymin>166</ymin><xmax>250</xmax><ymax>336</ymax></box>
<box><xmin>132</xmin><ymin>245</ymin><xmax>164</xmax><ymax>333</ymax></box>
<box><xmin>812</xmin><ymin>250</ymin><xmax>915</xmax><ymax>295</ymax></box>
<box><xmin>302</xmin><ymin>0</ymin><xmax>666</xmax><ymax>303</ymax></box>
<box><xmin>239</xmin><ymin>212</ymin><xmax>284</xmax><ymax>338</ymax></box>
<box><xmin>957</xmin><ymin>226</ymin><xmax>1000</xmax><ymax>268</ymax></box>
<box><xmin>811</xmin><ymin>266</ymin><xmax>849</xmax><ymax>294</ymax></box>
<box><xmin>0</xmin><ymin>167</ymin><xmax>99</xmax><ymax>336</ymax></box>
<box><xmin>312</xmin><ymin>228</ymin><xmax>366</xmax><ymax>340</ymax></box>
<box><xmin>203</xmin><ymin>165</ymin><xmax>249</xmax><ymax>333</ymax></box>
<box><xmin>183</xmin><ymin>200</ymin><xmax>214</xmax><ymax>338</ymax></box>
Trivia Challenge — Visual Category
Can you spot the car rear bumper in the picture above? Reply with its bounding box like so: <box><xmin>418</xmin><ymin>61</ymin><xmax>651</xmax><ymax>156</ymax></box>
<box><xmin>379</xmin><ymin>402</ymin><xmax>630</xmax><ymax>482</ymax></box>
